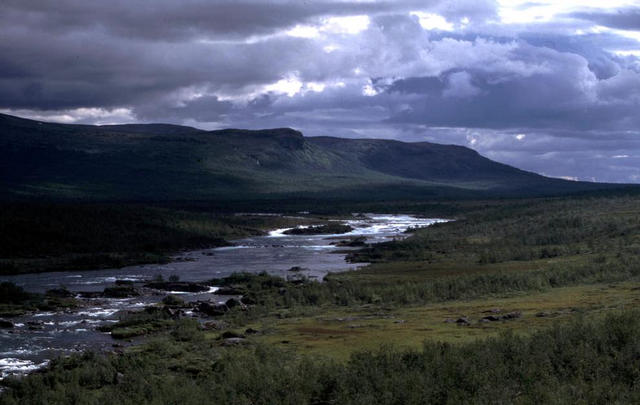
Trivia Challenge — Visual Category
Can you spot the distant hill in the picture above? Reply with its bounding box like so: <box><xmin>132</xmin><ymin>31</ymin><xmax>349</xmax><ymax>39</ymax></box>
<box><xmin>0</xmin><ymin>113</ymin><xmax>628</xmax><ymax>201</ymax></box>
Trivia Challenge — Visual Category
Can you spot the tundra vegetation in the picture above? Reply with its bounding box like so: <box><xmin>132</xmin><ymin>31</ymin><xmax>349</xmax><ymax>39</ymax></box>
<box><xmin>0</xmin><ymin>203</ymin><xmax>320</xmax><ymax>275</ymax></box>
<box><xmin>2</xmin><ymin>192</ymin><xmax>640</xmax><ymax>404</ymax></box>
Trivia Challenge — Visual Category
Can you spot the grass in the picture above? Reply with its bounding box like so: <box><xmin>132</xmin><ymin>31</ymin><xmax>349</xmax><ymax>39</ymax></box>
<box><xmin>3</xmin><ymin>309</ymin><xmax>640</xmax><ymax>404</ymax></box>
<box><xmin>4</xmin><ymin>193</ymin><xmax>640</xmax><ymax>403</ymax></box>
<box><xmin>249</xmin><ymin>280</ymin><xmax>640</xmax><ymax>359</ymax></box>
<box><xmin>338</xmin><ymin>254</ymin><xmax>595</xmax><ymax>284</ymax></box>
<box><xmin>199</xmin><ymin>193</ymin><xmax>640</xmax><ymax>360</ymax></box>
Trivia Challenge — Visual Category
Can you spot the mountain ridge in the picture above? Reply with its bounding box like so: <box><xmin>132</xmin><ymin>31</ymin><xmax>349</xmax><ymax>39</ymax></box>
<box><xmin>0</xmin><ymin>112</ymin><xmax>630</xmax><ymax>201</ymax></box>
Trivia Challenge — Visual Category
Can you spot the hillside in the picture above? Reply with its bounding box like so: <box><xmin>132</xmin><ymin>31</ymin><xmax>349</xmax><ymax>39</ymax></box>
<box><xmin>0</xmin><ymin>113</ymin><xmax>623</xmax><ymax>201</ymax></box>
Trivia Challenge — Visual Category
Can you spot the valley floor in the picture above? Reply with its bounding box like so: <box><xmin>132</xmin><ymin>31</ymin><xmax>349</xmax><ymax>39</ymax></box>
<box><xmin>2</xmin><ymin>192</ymin><xmax>640</xmax><ymax>404</ymax></box>
<box><xmin>251</xmin><ymin>280</ymin><xmax>640</xmax><ymax>359</ymax></box>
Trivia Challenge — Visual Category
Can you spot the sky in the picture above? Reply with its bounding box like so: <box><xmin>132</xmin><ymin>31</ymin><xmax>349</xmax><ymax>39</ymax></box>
<box><xmin>1</xmin><ymin>1</ymin><xmax>640</xmax><ymax>183</ymax></box>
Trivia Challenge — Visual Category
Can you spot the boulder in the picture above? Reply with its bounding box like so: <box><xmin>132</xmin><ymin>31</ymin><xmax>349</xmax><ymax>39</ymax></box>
<box><xmin>46</xmin><ymin>288</ymin><xmax>73</xmax><ymax>298</ymax></box>
<box><xmin>162</xmin><ymin>307</ymin><xmax>184</xmax><ymax>319</ymax></box>
<box><xmin>220</xmin><ymin>331</ymin><xmax>245</xmax><ymax>339</ymax></box>
<box><xmin>162</xmin><ymin>294</ymin><xmax>186</xmax><ymax>307</ymax></box>
<box><xmin>144</xmin><ymin>281</ymin><xmax>209</xmax><ymax>293</ymax></box>
<box><xmin>0</xmin><ymin>319</ymin><xmax>14</xmax><ymax>328</ymax></box>
<box><xmin>456</xmin><ymin>317</ymin><xmax>471</xmax><ymax>325</ymax></box>
<box><xmin>202</xmin><ymin>320</ymin><xmax>229</xmax><ymax>330</ymax></box>
<box><xmin>116</xmin><ymin>372</ymin><xmax>125</xmax><ymax>384</ymax></box>
<box><xmin>197</xmin><ymin>302</ymin><xmax>228</xmax><ymax>316</ymax></box>
<box><xmin>103</xmin><ymin>286</ymin><xmax>139</xmax><ymax>298</ymax></box>
<box><xmin>240</xmin><ymin>296</ymin><xmax>257</xmax><ymax>305</ymax></box>
<box><xmin>225</xmin><ymin>298</ymin><xmax>246</xmax><ymax>310</ymax></box>
<box><xmin>77</xmin><ymin>291</ymin><xmax>102</xmax><ymax>299</ymax></box>
<box><xmin>502</xmin><ymin>311</ymin><xmax>522</xmax><ymax>320</ymax></box>
<box><xmin>221</xmin><ymin>337</ymin><xmax>248</xmax><ymax>346</ymax></box>
<box><xmin>288</xmin><ymin>278</ymin><xmax>306</xmax><ymax>285</ymax></box>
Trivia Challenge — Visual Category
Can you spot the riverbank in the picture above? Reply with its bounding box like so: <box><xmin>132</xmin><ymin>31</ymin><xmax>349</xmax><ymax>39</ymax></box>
<box><xmin>3</xmin><ymin>275</ymin><xmax>640</xmax><ymax>404</ymax></box>
<box><xmin>0</xmin><ymin>214</ymin><xmax>443</xmax><ymax>381</ymax></box>
<box><xmin>3</xmin><ymin>193</ymin><xmax>640</xmax><ymax>403</ymax></box>
<box><xmin>0</xmin><ymin>203</ymin><xmax>325</xmax><ymax>275</ymax></box>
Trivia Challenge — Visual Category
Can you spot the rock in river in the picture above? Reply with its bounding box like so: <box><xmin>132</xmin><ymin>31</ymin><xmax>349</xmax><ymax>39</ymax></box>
<box><xmin>0</xmin><ymin>319</ymin><xmax>14</xmax><ymax>328</ymax></box>
<box><xmin>213</xmin><ymin>287</ymin><xmax>245</xmax><ymax>295</ymax></box>
<box><xmin>144</xmin><ymin>281</ymin><xmax>209</xmax><ymax>293</ymax></box>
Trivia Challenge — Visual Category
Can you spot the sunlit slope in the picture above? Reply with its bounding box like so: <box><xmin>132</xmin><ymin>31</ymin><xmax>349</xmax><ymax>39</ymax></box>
<box><xmin>0</xmin><ymin>113</ymin><xmax>621</xmax><ymax>200</ymax></box>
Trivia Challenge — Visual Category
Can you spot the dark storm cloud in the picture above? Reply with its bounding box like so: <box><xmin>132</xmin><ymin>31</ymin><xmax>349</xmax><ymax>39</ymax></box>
<box><xmin>516</xmin><ymin>32</ymin><xmax>631</xmax><ymax>79</ymax></box>
<box><xmin>376</xmin><ymin>35</ymin><xmax>639</xmax><ymax>133</ymax></box>
<box><xmin>387</xmin><ymin>65</ymin><xmax>640</xmax><ymax>132</ymax></box>
<box><xmin>387</xmin><ymin>77</ymin><xmax>445</xmax><ymax>95</ymax></box>
<box><xmin>569</xmin><ymin>8</ymin><xmax>640</xmax><ymax>31</ymax></box>
<box><xmin>2</xmin><ymin>0</ymin><xmax>434</xmax><ymax>41</ymax></box>
<box><xmin>135</xmin><ymin>95</ymin><xmax>233</xmax><ymax>122</ymax></box>
<box><xmin>1</xmin><ymin>1</ymin><xmax>639</xmax><ymax>182</ymax></box>
<box><xmin>0</xmin><ymin>26</ymin><xmax>329</xmax><ymax>110</ymax></box>
<box><xmin>0</xmin><ymin>1</ymin><xmax>448</xmax><ymax>110</ymax></box>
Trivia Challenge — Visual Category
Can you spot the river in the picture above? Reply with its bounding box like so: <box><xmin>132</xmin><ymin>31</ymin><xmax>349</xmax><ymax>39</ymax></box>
<box><xmin>0</xmin><ymin>214</ymin><xmax>445</xmax><ymax>380</ymax></box>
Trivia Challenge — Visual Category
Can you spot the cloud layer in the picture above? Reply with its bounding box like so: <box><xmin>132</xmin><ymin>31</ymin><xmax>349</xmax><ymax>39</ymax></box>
<box><xmin>1</xmin><ymin>0</ymin><xmax>640</xmax><ymax>182</ymax></box>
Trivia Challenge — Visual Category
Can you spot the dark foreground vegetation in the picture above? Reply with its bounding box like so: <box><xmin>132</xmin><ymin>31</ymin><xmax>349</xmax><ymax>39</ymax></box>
<box><xmin>0</xmin><ymin>203</ymin><xmax>313</xmax><ymax>275</ymax></box>
<box><xmin>3</xmin><ymin>192</ymin><xmax>640</xmax><ymax>404</ymax></box>
<box><xmin>1</xmin><ymin>310</ymin><xmax>639</xmax><ymax>405</ymax></box>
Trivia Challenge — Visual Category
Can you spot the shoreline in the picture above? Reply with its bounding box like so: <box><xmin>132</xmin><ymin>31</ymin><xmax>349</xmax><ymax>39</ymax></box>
<box><xmin>1</xmin><ymin>214</ymin><xmax>443</xmax><ymax>381</ymax></box>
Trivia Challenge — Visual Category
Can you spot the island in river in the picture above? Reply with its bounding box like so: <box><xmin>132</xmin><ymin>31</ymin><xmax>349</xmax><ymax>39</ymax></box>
<box><xmin>0</xmin><ymin>214</ymin><xmax>445</xmax><ymax>380</ymax></box>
